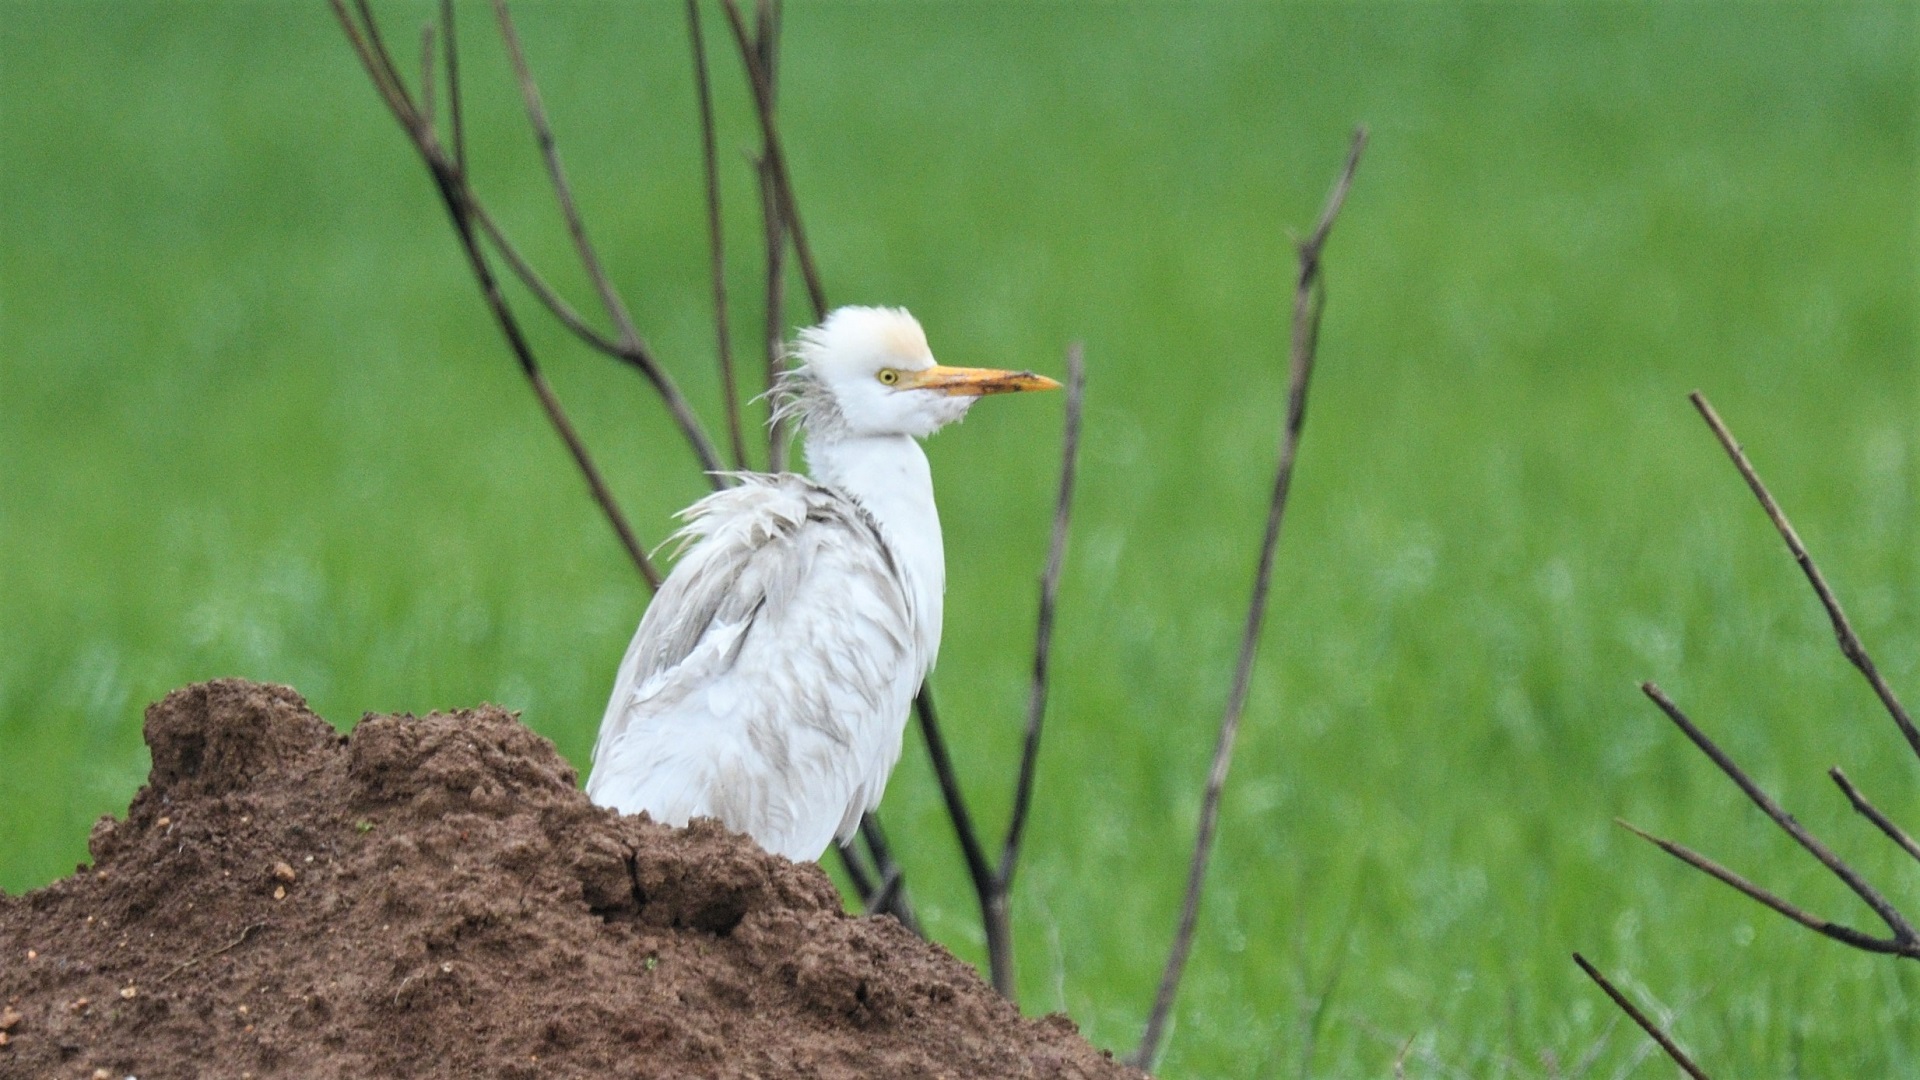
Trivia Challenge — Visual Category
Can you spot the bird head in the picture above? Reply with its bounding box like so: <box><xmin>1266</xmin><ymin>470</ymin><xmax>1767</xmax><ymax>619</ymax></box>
<box><xmin>776</xmin><ymin>307</ymin><xmax>1060</xmax><ymax>440</ymax></box>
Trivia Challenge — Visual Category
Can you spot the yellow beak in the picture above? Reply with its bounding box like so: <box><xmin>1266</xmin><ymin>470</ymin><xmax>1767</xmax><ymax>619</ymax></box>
<box><xmin>898</xmin><ymin>365</ymin><xmax>1063</xmax><ymax>397</ymax></box>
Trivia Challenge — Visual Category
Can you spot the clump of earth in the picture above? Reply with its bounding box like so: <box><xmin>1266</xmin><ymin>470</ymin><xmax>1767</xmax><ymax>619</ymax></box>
<box><xmin>0</xmin><ymin>679</ymin><xmax>1138</xmax><ymax>1079</ymax></box>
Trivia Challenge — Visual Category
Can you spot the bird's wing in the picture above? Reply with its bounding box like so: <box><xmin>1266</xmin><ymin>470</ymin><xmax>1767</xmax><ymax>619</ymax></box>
<box><xmin>587</xmin><ymin>475</ymin><xmax>921</xmax><ymax>858</ymax></box>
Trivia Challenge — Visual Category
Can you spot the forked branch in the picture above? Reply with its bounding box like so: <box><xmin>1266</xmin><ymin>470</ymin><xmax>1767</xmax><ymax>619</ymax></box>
<box><xmin>1620</xmin><ymin>395</ymin><xmax>1920</xmax><ymax>961</ymax></box>
<box><xmin>1634</xmin><ymin>682</ymin><xmax>1917</xmax><ymax>949</ymax></box>
<box><xmin>330</xmin><ymin>0</ymin><xmax>663</xmax><ymax>588</ymax></box>
<box><xmin>719</xmin><ymin>0</ymin><xmax>827</xmax><ymax>322</ymax></box>
<box><xmin>1131</xmin><ymin>125</ymin><xmax>1368</xmax><ymax>1070</ymax></box>
<box><xmin>489</xmin><ymin>0</ymin><xmax>727</xmax><ymax>480</ymax></box>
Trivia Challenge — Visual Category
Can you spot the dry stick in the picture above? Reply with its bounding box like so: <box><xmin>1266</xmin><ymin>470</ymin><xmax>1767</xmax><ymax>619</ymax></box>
<box><xmin>858</xmin><ymin>814</ymin><xmax>923</xmax><ymax>934</ymax></box>
<box><xmin>759</xmin><ymin>154</ymin><xmax>792</xmax><ymax>471</ymax></box>
<box><xmin>470</xmin><ymin>203</ymin><xmax>630</xmax><ymax>355</ymax></box>
<box><xmin>1830</xmin><ymin>766</ymin><xmax>1920</xmax><ymax>864</ymax></box>
<box><xmin>981</xmin><ymin>342</ymin><xmax>1086</xmax><ymax>999</ymax></box>
<box><xmin>490</xmin><ymin>0</ymin><xmax>727</xmax><ymax>481</ymax></box>
<box><xmin>684</xmin><ymin>0</ymin><xmax>749</xmax><ymax>471</ymax></box>
<box><xmin>330</xmin><ymin>0</ymin><xmax>663</xmax><ymax>589</ymax></box>
<box><xmin>1690</xmin><ymin>391</ymin><xmax>1920</xmax><ymax>762</ymax></box>
<box><xmin>418</xmin><ymin>22</ymin><xmax>436</xmax><ymax>131</ymax></box>
<box><xmin>1615</xmin><ymin>817</ymin><xmax>1911</xmax><ymax>956</ymax></box>
<box><xmin>1570</xmin><ymin>954</ymin><xmax>1712</xmax><ymax>1080</ymax></box>
<box><xmin>1130</xmin><ymin>126</ymin><xmax>1368</xmax><ymax>1071</ymax></box>
<box><xmin>490</xmin><ymin>0</ymin><xmax>637</xmax><ymax>349</ymax></box>
<box><xmin>440</xmin><ymin>0</ymin><xmax>464</xmax><ymax>171</ymax></box>
<box><xmin>160</xmin><ymin>923</ymin><xmax>265</xmax><ymax>984</ymax></box>
<box><xmin>719</xmin><ymin>0</ymin><xmax>826</xmax><ymax>322</ymax></box>
<box><xmin>914</xmin><ymin>687</ymin><xmax>996</xmax><ymax>900</ymax></box>
<box><xmin>1636</xmin><ymin>682</ymin><xmax>1919</xmax><ymax>949</ymax></box>
<box><xmin>748</xmin><ymin>1</ymin><xmax>792</xmax><ymax>472</ymax></box>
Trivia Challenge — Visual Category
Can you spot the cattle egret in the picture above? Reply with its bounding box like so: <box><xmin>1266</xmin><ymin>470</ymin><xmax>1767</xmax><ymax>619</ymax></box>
<box><xmin>587</xmin><ymin>306</ymin><xmax>1060</xmax><ymax>860</ymax></box>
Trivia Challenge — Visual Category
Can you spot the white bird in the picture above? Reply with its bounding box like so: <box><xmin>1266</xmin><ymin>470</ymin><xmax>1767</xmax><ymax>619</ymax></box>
<box><xmin>587</xmin><ymin>306</ymin><xmax>1059</xmax><ymax>861</ymax></box>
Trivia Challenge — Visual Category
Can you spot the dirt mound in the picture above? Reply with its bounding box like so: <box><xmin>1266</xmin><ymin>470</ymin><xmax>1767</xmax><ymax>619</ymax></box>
<box><xmin>0</xmin><ymin>679</ymin><xmax>1137</xmax><ymax>1079</ymax></box>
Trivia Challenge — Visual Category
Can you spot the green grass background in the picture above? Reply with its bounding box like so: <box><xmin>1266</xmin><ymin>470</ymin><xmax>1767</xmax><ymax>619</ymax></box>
<box><xmin>4</xmin><ymin>2</ymin><xmax>1917</xmax><ymax>1074</ymax></box>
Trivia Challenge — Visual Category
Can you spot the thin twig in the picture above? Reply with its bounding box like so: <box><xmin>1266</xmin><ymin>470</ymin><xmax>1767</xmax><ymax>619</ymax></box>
<box><xmin>982</xmin><ymin>342</ymin><xmax>1085</xmax><ymax>998</ymax></box>
<box><xmin>858</xmin><ymin>814</ymin><xmax>922</xmax><ymax>934</ymax></box>
<box><xmin>999</xmin><ymin>343</ymin><xmax>1086</xmax><ymax>879</ymax></box>
<box><xmin>490</xmin><ymin>0</ymin><xmax>638</xmax><ymax>348</ymax></box>
<box><xmin>1690</xmin><ymin>391</ymin><xmax>1920</xmax><ymax>761</ymax></box>
<box><xmin>330</xmin><ymin>0</ymin><xmax>663</xmax><ymax>589</ymax></box>
<box><xmin>914</xmin><ymin>687</ymin><xmax>995</xmax><ymax>902</ymax></box>
<box><xmin>760</xmin><ymin>150</ymin><xmax>792</xmax><ymax>471</ymax></box>
<box><xmin>1570</xmin><ymin>954</ymin><xmax>1712</xmax><ymax>1080</ymax></box>
<box><xmin>418</xmin><ymin>22</ymin><xmax>437</xmax><ymax>132</ymax></box>
<box><xmin>1639</xmin><ymin>682</ymin><xmax>1917</xmax><ymax>946</ymax></box>
<box><xmin>490</xmin><ymin>0</ymin><xmax>727</xmax><ymax>479</ymax></box>
<box><xmin>685</xmin><ymin>0</ymin><xmax>749</xmax><ymax>470</ymax></box>
<box><xmin>832</xmin><ymin>839</ymin><xmax>877</xmax><ymax>902</ymax></box>
<box><xmin>439</xmin><ymin>0</ymin><xmax>463</xmax><ymax>172</ymax></box>
<box><xmin>719</xmin><ymin>0</ymin><xmax>826</xmax><ymax>322</ymax></box>
<box><xmin>1616</xmin><ymin>818</ymin><xmax>1910</xmax><ymax>955</ymax></box>
<box><xmin>1131</xmin><ymin>126</ymin><xmax>1367</xmax><ymax>1071</ymax></box>
<box><xmin>470</xmin><ymin>203</ymin><xmax>626</xmax><ymax>353</ymax></box>
<box><xmin>1830</xmin><ymin>766</ymin><xmax>1920</xmax><ymax>864</ymax></box>
<box><xmin>354</xmin><ymin>0</ymin><xmax>417</xmax><ymax>128</ymax></box>
<box><xmin>160</xmin><ymin>923</ymin><xmax>265</xmax><ymax>983</ymax></box>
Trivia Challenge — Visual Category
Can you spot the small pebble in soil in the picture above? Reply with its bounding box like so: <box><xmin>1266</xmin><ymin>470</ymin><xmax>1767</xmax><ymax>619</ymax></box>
<box><xmin>119</xmin><ymin>987</ymin><xmax>137</xmax><ymax>1000</ymax></box>
<box><xmin>271</xmin><ymin>863</ymin><xmax>296</xmax><ymax>884</ymax></box>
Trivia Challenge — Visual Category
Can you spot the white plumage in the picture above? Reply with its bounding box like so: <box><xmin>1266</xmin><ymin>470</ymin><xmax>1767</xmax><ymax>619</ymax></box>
<box><xmin>587</xmin><ymin>307</ymin><xmax>1058</xmax><ymax>860</ymax></box>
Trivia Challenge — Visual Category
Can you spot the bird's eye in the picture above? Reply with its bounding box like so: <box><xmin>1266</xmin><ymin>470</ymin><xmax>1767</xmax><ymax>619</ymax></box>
<box><xmin>877</xmin><ymin>368</ymin><xmax>900</xmax><ymax>386</ymax></box>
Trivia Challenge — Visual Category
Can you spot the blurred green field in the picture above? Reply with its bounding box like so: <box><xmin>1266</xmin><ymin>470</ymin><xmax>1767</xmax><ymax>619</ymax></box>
<box><xmin>4</xmin><ymin>2</ymin><xmax>1917</xmax><ymax>1075</ymax></box>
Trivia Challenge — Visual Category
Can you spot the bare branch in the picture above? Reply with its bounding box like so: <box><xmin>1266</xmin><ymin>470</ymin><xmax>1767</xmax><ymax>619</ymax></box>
<box><xmin>469</xmin><ymin>203</ymin><xmax>624</xmax><ymax>353</ymax></box>
<box><xmin>830</xmin><ymin>837</ymin><xmax>880</xmax><ymax>918</ymax></box>
<box><xmin>913</xmin><ymin>687</ymin><xmax>995</xmax><ymax>904</ymax></box>
<box><xmin>1830</xmin><ymin>766</ymin><xmax>1920</xmax><ymax>865</ymax></box>
<box><xmin>330</xmin><ymin>1</ymin><xmax>663</xmax><ymax>589</ymax></box>
<box><xmin>1639</xmin><ymin>682</ymin><xmax>1918</xmax><ymax>946</ymax></box>
<box><xmin>1690</xmin><ymin>392</ymin><xmax>1920</xmax><ymax>762</ymax></box>
<box><xmin>1131</xmin><ymin>126</ymin><xmax>1368</xmax><ymax>1070</ymax></box>
<box><xmin>439</xmin><ymin>0</ymin><xmax>464</xmax><ymax>172</ymax></box>
<box><xmin>857</xmin><ymin>814</ymin><xmax>922</xmax><ymax>934</ymax></box>
<box><xmin>489</xmin><ymin>0</ymin><xmax>727</xmax><ymax>479</ymax></box>
<box><xmin>490</xmin><ymin>0</ymin><xmax>637</xmax><ymax>348</ymax></box>
<box><xmin>418</xmin><ymin>22</ymin><xmax>437</xmax><ymax>133</ymax></box>
<box><xmin>1000</xmin><ymin>343</ymin><xmax>1086</xmax><ymax>881</ymax></box>
<box><xmin>720</xmin><ymin>0</ymin><xmax>827</xmax><ymax>322</ymax></box>
<box><xmin>760</xmin><ymin>150</ymin><xmax>792</xmax><ymax>471</ymax></box>
<box><xmin>332</xmin><ymin>0</ymin><xmax>418</xmax><ymax>128</ymax></box>
<box><xmin>976</xmin><ymin>343</ymin><xmax>1086</xmax><ymax>998</ymax></box>
<box><xmin>1616</xmin><ymin>818</ymin><xmax>1910</xmax><ymax>956</ymax></box>
<box><xmin>684</xmin><ymin>0</ymin><xmax>749</xmax><ymax>471</ymax></box>
<box><xmin>354</xmin><ymin>0</ymin><xmax>419</xmax><ymax>126</ymax></box>
<box><xmin>1570</xmin><ymin>954</ymin><xmax>1712</xmax><ymax>1080</ymax></box>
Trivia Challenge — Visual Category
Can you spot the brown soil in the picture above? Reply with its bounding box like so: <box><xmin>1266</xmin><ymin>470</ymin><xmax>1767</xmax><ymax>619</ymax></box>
<box><xmin>0</xmin><ymin>679</ymin><xmax>1139</xmax><ymax>1080</ymax></box>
